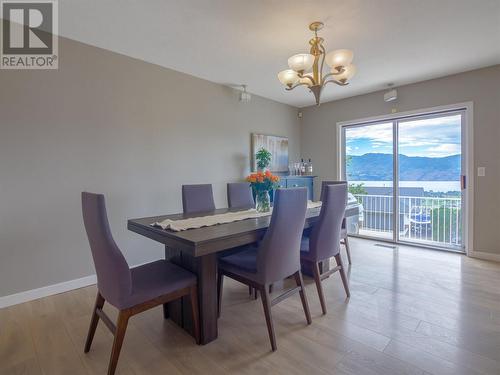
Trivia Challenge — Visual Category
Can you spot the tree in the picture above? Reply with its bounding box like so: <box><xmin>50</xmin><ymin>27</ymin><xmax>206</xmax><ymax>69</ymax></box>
<box><xmin>348</xmin><ymin>183</ymin><xmax>367</xmax><ymax>196</ymax></box>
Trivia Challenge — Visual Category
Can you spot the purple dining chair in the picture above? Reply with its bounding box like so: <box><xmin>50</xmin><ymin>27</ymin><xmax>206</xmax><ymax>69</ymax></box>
<box><xmin>227</xmin><ymin>182</ymin><xmax>257</xmax><ymax>296</ymax></box>
<box><xmin>227</xmin><ymin>182</ymin><xmax>255</xmax><ymax>210</ymax></box>
<box><xmin>301</xmin><ymin>184</ymin><xmax>350</xmax><ymax>315</ymax></box>
<box><xmin>321</xmin><ymin>180</ymin><xmax>352</xmax><ymax>264</ymax></box>
<box><xmin>217</xmin><ymin>188</ymin><xmax>312</xmax><ymax>351</ymax></box>
<box><xmin>81</xmin><ymin>192</ymin><xmax>200</xmax><ymax>375</ymax></box>
<box><xmin>182</xmin><ymin>184</ymin><xmax>216</xmax><ymax>214</ymax></box>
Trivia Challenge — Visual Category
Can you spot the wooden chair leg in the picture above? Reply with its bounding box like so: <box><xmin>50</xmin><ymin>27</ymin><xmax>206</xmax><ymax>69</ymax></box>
<box><xmin>254</xmin><ymin>287</ymin><xmax>258</xmax><ymax>300</ymax></box>
<box><xmin>335</xmin><ymin>254</ymin><xmax>351</xmax><ymax>298</ymax></box>
<box><xmin>189</xmin><ymin>286</ymin><xmax>201</xmax><ymax>344</ymax></box>
<box><xmin>312</xmin><ymin>262</ymin><xmax>327</xmax><ymax>315</ymax></box>
<box><xmin>260</xmin><ymin>285</ymin><xmax>277</xmax><ymax>351</ymax></box>
<box><xmin>217</xmin><ymin>272</ymin><xmax>224</xmax><ymax>317</ymax></box>
<box><xmin>248</xmin><ymin>285</ymin><xmax>252</xmax><ymax>296</ymax></box>
<box><xmin>162</xmin><ymin>303</ymin><xmax>169</xmax><ymax>319</ymax></box>
<box><xmin>294</xmin><ymin>271</ymin><xmax>312</xmax><ymax>324</ymax></box>
<box><xmin>344</xmin><ymin>236</ymin><xmax>352</xmax><ymax>265</ymax></box>
<box><xmin>107</xmin><ymin>310</ymin><xmax>130</xmax><ymax>375</ymax></box>
<box><xmin>84</xmin><ymin>292</ymin><xmax>105</xmax><ymax>353</ymax></box>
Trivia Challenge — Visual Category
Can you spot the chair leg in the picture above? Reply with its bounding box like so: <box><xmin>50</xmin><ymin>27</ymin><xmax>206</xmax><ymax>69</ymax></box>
<box><xmin>248</xmin><ymin>285</ymin><xmax>252</xmax><ymax>296</ymax></box>
<box><xmin>260</xmin><ymin>285</ymin><xmax>277</xmax><ymax>351</ymax></box>
<box><xmin>189</xmin><ymin>285</ymin><xmax>201</xmax><ymax>344</ymax></box>
<box><xmin>294</xmin><ymin>271</ymin><xmax>312</xmax><ymax>325</ymax></box>
<box><xmin>344</xmin><ymin>236</ymin><xmax>352</xmax><ymax>265</ymax></box>
<box><xmin>254</xmin><ymin>287</ymin><xmax>258</xmax><ymax>300</ymax></box>
<box><xmin>107</xmin><ymin>310</ymin><xmax>130</xmax><ymax>375</ymax></box>
<box><xmin>312</xmin><ymin>262</ymin><xmax>327</xmax><ymax>315</ymax></box>
<box><xmin>84</xmin><ymin>292</ymin><xmax>105</xmax><ymax>353</ymax></box>
<box><xmin>269</xmin><ymin>284</ymin><xmax>273</xmax><ymax>294</ymax></box>
<box><xmin>335</xmin><ymin>254</ymin><xmax>351</xmax><ymax>298</ymax></box>
<box><xmin>162</xmin><ymin>303</ymin><xmax>169</xmax><ymax>319</ymax></box>
<box><xmin>217</xmin><ymin>272</ymin><xmax>224</xmax><ymax>318</ymax></box>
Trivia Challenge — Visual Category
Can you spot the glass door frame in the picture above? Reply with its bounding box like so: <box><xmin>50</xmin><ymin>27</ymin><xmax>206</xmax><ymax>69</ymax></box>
<box><xmin>337</xmin><ymin>103</ymin><xmax>472</xmax><ymax>254</ymax></box>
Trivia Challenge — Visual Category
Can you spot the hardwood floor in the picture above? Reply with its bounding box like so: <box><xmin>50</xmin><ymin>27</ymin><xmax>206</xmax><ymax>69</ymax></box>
<box><xmin>2</xmin><ymin>238</ymin><xmax>500</xmax><ymax>374</ymax></box>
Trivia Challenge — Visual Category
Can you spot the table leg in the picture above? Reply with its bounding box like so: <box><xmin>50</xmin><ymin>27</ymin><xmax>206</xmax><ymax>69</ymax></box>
<box><xmin>164</xmin><ymin>246</ymin><xmax>218</xmax><ymax>344</ymax></box>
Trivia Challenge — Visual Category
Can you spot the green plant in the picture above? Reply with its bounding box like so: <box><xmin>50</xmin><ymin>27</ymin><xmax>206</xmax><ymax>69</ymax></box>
<box><xmin>348</xmin><ymin>183</ymin><xmax>367</xmax><ymax>197</ymax></box>
<box><xmin>255</xmin><ymin>148</ymin><xmax>272</xmax><ymax>171</ymax></box>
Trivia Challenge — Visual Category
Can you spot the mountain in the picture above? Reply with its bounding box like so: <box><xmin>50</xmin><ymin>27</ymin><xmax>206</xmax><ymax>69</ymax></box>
<box><xmin>347</xmin><ymin>153</ymin><xmax>461</xmax><ymax>181</ymax></box>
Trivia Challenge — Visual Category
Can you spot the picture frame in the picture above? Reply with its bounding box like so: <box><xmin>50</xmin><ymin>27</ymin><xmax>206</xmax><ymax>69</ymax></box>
<box><xmin>251</xmin><ymin>133</ymin><xmax>289</xmax><ymax>172</ymax></box>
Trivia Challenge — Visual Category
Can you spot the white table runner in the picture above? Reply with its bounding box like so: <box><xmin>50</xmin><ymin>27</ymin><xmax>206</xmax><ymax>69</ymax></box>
<box><xmin>152</xmin><ymin>200</ymin><xmax>322</xmax><ymax>232</ymax></box>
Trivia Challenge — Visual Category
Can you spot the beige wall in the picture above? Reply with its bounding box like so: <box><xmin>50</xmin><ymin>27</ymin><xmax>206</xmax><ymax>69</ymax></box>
<box><xmin>0</xmin><ymin>37</ymin><xmax>300</xmax><ymax>297</ymax></box>
<box><xmin>300</xmin><ymin>65</ymin><xmax>500</xmax><ymax>255</ymax></box>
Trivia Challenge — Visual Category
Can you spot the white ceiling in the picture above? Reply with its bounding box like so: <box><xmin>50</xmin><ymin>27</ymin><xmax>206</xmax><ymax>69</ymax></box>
<box><xmin>60</xmin><ymin>0</ymin><xmax>500</xmax><ymax>108</ymax></box>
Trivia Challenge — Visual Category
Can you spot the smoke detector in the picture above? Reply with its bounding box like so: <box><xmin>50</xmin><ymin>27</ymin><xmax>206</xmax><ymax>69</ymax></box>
<box><xmin>239</xmin><ymin>85</ymin><xmax>251</xmax><ymax>102</ymax></box>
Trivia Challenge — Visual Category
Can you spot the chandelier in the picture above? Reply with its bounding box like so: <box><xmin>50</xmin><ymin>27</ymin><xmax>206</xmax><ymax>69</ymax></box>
<box><xmin>277</xmin><ymin>21</ymin><xmax>356</xmax><ymax>106</ymax></box>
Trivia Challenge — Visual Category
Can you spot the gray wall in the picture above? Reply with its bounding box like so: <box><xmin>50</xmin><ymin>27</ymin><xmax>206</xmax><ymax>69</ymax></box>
<box><xmin>300</xmin><ymin>65</ymin><xmax>500</xmax><ymax>255</ymax></box>
<box><xmin>0</xmin><ymin>37</ymin><xmax>300</xmax><ymax>297</ymax></box>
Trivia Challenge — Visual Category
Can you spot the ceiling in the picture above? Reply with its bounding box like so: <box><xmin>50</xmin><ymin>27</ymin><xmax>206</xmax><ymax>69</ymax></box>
<box><xmin>60</xmin><ymin>0</ymin><xmax>500</xmax><ymax>108</ymax></box>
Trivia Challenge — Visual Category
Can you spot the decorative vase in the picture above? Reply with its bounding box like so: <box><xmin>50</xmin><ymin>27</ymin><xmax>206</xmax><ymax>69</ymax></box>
<box><xmin>255</xmin><ymin>190</ymin><xmax>271</xmax><ymax>213</ymax></box>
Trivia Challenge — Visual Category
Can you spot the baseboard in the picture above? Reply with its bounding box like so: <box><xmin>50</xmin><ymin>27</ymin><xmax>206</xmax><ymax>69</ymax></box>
<box><xmin>0</xmin><ymin>274</ymin><xmax>97</xmax><ymax>309</ymax></box>
<box><xmin>0</xmin><ymin>259</ymin><xmax>158</xmax><ymax>309</ymax></box>
<box><xmin>469</xmin><ymin>250</ymin><xmax>500</xmax><ymax>262</ymax></box>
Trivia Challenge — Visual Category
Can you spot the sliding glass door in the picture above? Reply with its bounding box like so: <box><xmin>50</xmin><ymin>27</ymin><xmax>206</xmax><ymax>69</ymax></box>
<box><xmin>344</xmin><ymin>122</ymin><xmax>394</xmax><ymax>240</ymax></box>
<box><xmin>341</xmin><ymin>110</ymin><xmax>465</xmax><ymax>252</ymax></box>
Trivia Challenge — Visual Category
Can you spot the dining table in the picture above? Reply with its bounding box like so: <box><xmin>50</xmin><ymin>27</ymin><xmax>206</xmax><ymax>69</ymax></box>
<box><xmin>128</xmin><ymin>204</ymin><xmax>359</xmax><ymax>345</ymax></box>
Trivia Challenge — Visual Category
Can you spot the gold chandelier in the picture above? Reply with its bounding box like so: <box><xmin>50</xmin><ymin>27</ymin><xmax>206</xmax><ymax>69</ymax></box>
<box><xmin>278</xmin><ymin>21</ymin><xmax>356</xmax><ymax>106</ymax></box>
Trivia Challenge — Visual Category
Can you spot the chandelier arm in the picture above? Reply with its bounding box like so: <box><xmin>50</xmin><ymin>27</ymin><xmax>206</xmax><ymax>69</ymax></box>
<box><xmin>297</xmin><ymin>73</ymin><xmax>316</xmax><ymax>86</ymax></box>
<box><xmin>322</xmin><ymin>68</ymin><xmax>346</xmax><ymax>82</ymax></box>
<box><xmin>323</xmin><ymin>79</ymin><xmax>349</xmax><ymax>87</ymax></box>
<box><xmin>285</xmin><ymin>82</ymin><xmax>312</xmax><ymax>91</ymax></box>
<box><xmin>319</xmin><ymin>44</ymin><xmax>326</xmax><ymax>84</ymax></box>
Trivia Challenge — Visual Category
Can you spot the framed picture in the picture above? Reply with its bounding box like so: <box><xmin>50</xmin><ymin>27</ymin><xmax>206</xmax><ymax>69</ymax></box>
<box><xmin>252</xmin><ymin>133</ymin><xmax>289</xmax><ymax>172</ymax></box>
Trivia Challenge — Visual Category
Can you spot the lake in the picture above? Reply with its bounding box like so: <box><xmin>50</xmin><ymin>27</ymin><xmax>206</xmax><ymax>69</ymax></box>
<box><xmin>352</xmin><ymin>181</ymin><xmax>460</xmax><ymax>192</ymax></box>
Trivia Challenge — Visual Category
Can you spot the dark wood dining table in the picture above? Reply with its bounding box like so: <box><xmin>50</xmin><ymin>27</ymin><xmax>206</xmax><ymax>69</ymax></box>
<box><xmin>128</xmin><ymin>204</ymin><xmax>359</xmax><ymax>345</ymax></box>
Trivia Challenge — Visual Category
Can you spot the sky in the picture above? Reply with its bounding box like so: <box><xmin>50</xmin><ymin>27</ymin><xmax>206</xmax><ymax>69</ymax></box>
<box><xmin>345</xmin><ymin>114</ymin><xmax>461</xmax><ymax>158</ymax></box>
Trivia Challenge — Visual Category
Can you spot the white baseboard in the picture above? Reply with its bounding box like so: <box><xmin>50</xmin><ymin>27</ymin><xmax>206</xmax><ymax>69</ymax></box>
<box><xmin>469</xmin><ymin>250</ymin><xmax>500</xmax><ymax>262</ymax></box>
<box><xmin>0</xmin><ymin>260</ymin><xmax>157</xmax><ymax>309</ymax></box>
<box><xmin>0</xmin><ymin>274</ymin><xmax>97</xmax><ymax>309</ymax></box>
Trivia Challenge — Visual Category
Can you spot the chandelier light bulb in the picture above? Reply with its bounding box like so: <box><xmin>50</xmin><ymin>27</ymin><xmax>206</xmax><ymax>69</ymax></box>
<box><xmin>287</xmin><ymin>53</ymin><xmax>315</xmax><ymax>73</ymax></box>
<box><xmin>333</xmin><ymin>64</ymin><xmax>357</xmax><ymax>82</ymax></box>
<box><xmin>299</xmin><ymin>72</ymin><xmax>314</xmax><ymax>85</ymax></box>
<box><xmin>278</xmin><ymin>69</ymin><xmax>299</xmax><ymax>86</ymax></box>
<box><xmin>325</xmin><ymin>49</ymin><xmax>354</xmax><ymax>69</ymax></box>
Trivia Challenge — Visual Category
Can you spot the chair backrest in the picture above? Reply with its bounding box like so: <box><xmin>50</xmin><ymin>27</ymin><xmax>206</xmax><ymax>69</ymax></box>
<box><xmin>257</xmin><ymin>188</ymin><xmax>308</xmax><ymax>284</ymax></box>
<box><xmin>320</xmin><ymin>180</ymin><xmax>347</xmax><ymax>202</ymax></box>
<box><xmin>81</xmin><ymin>192</ymin><xmax>131</xmax><ymax>308</ymax></box>
<box><xmin>321</xmin><ymin>180</ymin><xmax>348</xmax><ymax>229</ymax></box>
<box><xmin>182</xmin><ymin>184</ymin><xmax>216</xmax><ymax>214</ymax></box>
<box><xmin>309</xmin><ymin>184</ymin><xmax>347</xmax><ymax>262</ymax></box>
<box><xmin>227</xmin><ymin>182</ymin><xmax>254</xmax><ymax>210</ymax></box>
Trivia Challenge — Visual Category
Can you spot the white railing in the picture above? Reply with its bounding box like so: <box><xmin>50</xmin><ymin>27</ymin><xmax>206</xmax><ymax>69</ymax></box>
<box><xmin>353</xmin><ymin>194</ymin><xmax>462</xmax><ymax>247</ymax></box>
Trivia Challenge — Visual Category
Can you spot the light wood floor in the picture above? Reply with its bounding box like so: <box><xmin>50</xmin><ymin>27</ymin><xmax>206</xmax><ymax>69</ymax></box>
<box><xmin>2</xmin><ymin>238</ymin><xmax>500</xmax><ymax>375</ymax></box>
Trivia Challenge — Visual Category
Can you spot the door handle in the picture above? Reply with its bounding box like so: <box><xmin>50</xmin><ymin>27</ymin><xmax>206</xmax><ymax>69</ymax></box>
<box><xmin>461</xmin><ymin>175</ymin><xmax>466</xmax><ymax>190</ymax></box>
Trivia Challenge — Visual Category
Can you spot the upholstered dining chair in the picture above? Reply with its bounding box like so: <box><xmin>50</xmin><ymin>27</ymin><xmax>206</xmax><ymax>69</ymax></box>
<box><xmin>182</xmin><ymin>184</ymin><xmax>216</xmax><ymax>214</ymax></box>
<box><xmin>302</xmin><ymin>184</ymin><xmax>350</xmax><ymax>315</ymax></box>
<box><xmin>320</xmin><ymin>180</ymin><xmax>352</xmax><ymax>264</ymax></box>
<box><xmin>217</xmin><ymin>188</ymin><xmax>312</xmax><ymax>351</ymax></box>
<box><xmin>227</xmin><ymin>182</ymin><xmax>258</xmax><ymax>297</ymax></box>
<box><xmin>82</xmin><ymin>192</ymin><xmax>200</xmax><ymax>375</ymax></box>
<box><xmin>227</xmin><ymin>182</ymin><xmax>255</xmax><ymax>210</ymax></box>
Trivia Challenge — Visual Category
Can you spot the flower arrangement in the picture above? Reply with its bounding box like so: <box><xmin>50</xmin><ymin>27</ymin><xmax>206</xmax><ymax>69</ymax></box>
<box><xmin>246</xmin><ymin>170</ymin><xmax>280</xmax><ymax>212</ymax></box>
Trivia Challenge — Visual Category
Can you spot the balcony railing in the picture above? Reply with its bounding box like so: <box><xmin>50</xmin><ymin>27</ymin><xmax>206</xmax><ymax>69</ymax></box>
<box><xmin>353</xmin><ymin>194</ymin><xmax>462</xmax><ymax>247</ymax></box>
